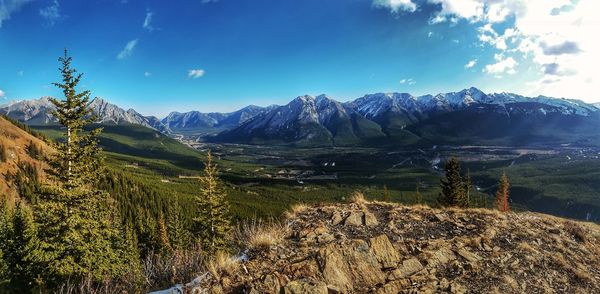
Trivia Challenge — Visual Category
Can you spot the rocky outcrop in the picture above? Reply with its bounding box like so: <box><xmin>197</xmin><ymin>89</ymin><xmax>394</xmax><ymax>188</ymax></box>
<box><xmin>194</xmin><ymin>202</ymin><xmax>600</xmax><ymax>293</ymax></box>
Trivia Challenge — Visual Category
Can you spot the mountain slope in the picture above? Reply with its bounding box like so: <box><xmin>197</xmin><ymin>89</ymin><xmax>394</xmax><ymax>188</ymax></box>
<box><xmin>0</xmin><ymin>97</ymin><xmax>170</xmax><ymax>133</ymax></box>
<box><xmin>214</xmin><ymin>95</ymin><xmax>386</xmax><ymax>146</ymax></box>
<box><xmin>0</xmin><ymin>116</ymin><xmax>51</xmax><ymax>201</ymax></box>
<box><xmin>215</xmin><ymin>88</ymin><xmax>600</xmax><ymax>146</ymax></box>
<box><xmin>174</xmin><ymin>201</ymin><xmax>600</xmax><ymax>293</ymax></box>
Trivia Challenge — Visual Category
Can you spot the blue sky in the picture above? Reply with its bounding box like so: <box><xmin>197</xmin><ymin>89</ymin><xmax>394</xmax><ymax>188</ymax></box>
<box><xmin>0</xmin><ymin>0</ymin><xmax>596</xmax><ymax>116</ymax></box>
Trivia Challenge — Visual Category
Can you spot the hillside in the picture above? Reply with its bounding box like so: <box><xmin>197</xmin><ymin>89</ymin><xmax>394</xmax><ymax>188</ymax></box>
<box><xmin>178</xmin><ymin>200</ymin><xmax>600</xmax><ymax>293</ymax></box>
<box><xmin>0</xmin><ymin>116</ymin><xmax>50</xmax><ymax>202</ymax></box>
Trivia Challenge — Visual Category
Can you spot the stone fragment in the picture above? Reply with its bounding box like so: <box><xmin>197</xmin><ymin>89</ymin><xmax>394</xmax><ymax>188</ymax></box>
<box><xmin>369</xmin><ymin>235</ymin><xmax>400</xmax><ymax>268</ymax></box>
<box><xmin>344</xmin><ymin>211</ymin><xmax>363</xmax><ymax>226</ymax></box>
<box><xmin>331</xmin><ymin>211</ymin><xmax>344</xmax><ymax>225</ymax></box>
<box><xmin>375</xmin><ymin>280</ymin><xmax>410</xmax><ymax>294</ymax></box>
<box><xmin>364</xmin><ymin>211</ymin><xmax>379</xmax><ymax>226</ymax></box>
<box><xmin>456</xmin><ymin>248</ymin><xmax>482</xmax><ymax>263</ymax></box>
<box><xmin>284</xmin><ymin>279</ymin><xmax>328</xmax><ymax>294</ymax></box>
<box><xmin>427</xmin><ymin>248</ymin><xmax>456</xmax><ymax>267</ymax></box>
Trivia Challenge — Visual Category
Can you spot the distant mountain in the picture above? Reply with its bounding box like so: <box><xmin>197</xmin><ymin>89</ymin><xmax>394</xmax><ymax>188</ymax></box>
<box><xmin>4</xmin><ymin>88</ymin><xmax>599</xmax><ymax>147</ymax></box>
<box><xmin>215</xmin><ymin>87</ymin><xmax>600</xmax><ymax>146</ymax></box>
<box><xmin>0</xmin><ymin>97</ymin><xmax>170</xmax><ymax>133</ymax></box>
<box><xmin>214</xmin><ymin>95</ymin><xmax>386</xmax><ymax>146</ymax></box>
<box><xmin>160</xmin><ymin>105</ymin><xmax>274</xmax><ymax>135</ymax></box>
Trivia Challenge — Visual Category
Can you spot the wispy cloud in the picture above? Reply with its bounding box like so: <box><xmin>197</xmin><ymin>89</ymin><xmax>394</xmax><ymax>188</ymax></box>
<box><xmin>117</xmin><ymin>39</ymin><xmax>138</xmax><ymax>59</ymax></box>
<box><xmin>399</xmin><ymin>78</ymin><xmax>416</xmax><ymax>85</ymax></box>
<box><xmin>464</xmin><ymin>59</ymin><xmax>477</xmax><ymax>69</ymax></box>
<box><xmin>0</xmin><ymin>0</ymin><xmax>33</xmax><ymax>28</ymax></box>
<box><xmin>0</xmin><ymin>89</ymin><xmax>5</xmax><ymax>98</ymax></box>
<box><xmin>143</xmin><ymin>11</ymin><xmax>154</xmax><ymax>31</ymax></box>
<box><xmin>144</xmin><ymin>71</ymin><xmax>152</xmax><ymax>77</ymax></box>
<box><xmin>373</xmin><ymin>0</ymin><xmax>416</xmax><ymax>13</ymax></box>
<box><xmin>188</xmin><ymin>69</ymin><xmax>205</xmax><ymax>79</ymax></box>
<box><xmin>39</xmin><ymin>0</ymin><xmax>61</xmax><ymax>26</ymax></box>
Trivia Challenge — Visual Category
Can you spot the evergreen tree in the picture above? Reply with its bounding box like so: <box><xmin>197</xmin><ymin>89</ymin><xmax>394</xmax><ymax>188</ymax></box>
<box><xmin>438</xmin><ymin>157</ymin><xmax>468</xmax><ymax>207</ymax></box>
<box><xmin>0</xmin><ymin>143</ymin><xmax>7</xmax><ymax>163</ymax></box>
<box><xmin>167</xmin><ymin>200</ymin><xmax>189</xmax><ymax>250</ymax></box>
<box><xmin>193</xmin><ymin>151</ymin><xmax>232</xmax><ymax>253</ymax></box>
<box><xmin>495</xmin><ymin>172</ymin><xmax>510</xmax><ymax>212</ymax></box>
<box><xmin>157</xmin><ymin>212</ymin><xmax>171</xmax><ymax>253</ymax></box>
<box><xmin>415</xmin><ymin>183</ymin><xmax>422</xmax><ymax>204</ymax></box>
<box><xmin>4</xmin><ymin>202</ymin><xmax>42</xmax><ymax>291</ymax></box>
<box><xmin>464</xmin><ymin>169</ymin><xmax>473</xmax><ymax>207</ymax></box>
<box><xmin>33</xmin><ymin>50</ymin><xmax>132</xmax><ymax>285</ymax></box>
<box><xmin>26</xmin><ymin>141</ymin><xmax>42</xmax><ymax>160</ymax></box>
<box><xmin>382</xmin><ymin>185</ymin><xmax>390</xmax><ymax>202</ymax></box>
<box><xmin>0</xmin><ymin>200</ymin><xmax>11</xmax><ymax>282</ymax></box>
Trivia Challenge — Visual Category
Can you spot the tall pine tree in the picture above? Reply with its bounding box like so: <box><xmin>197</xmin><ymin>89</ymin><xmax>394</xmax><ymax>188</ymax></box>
<box><xmin>438</xmin><ymin>157</ymin><xmax>468</xmax><ymax>207</ymax></box>
<box><xmin>495</xmin><ymin>172</ymin><xmax>510</xmax><ymax>212</ymax></box>
<box><xmin>33</xmin><ymin>50</ymin><xmax>133</xmax><ymax>286</ymax></box>
<box><xmin>193</xmin><ymin>151</ymin><xmax>232</xmax><ymax>253</ymax></box>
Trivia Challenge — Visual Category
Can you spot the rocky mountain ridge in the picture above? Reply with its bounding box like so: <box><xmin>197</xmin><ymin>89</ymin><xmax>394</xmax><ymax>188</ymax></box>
<box><xmin>3</xmin><ymin>88</ymin><xmax>600</xmax><ymax>146</ymax></box>
<box><xmin>185</xmin><ymin>201</ymin><xmax>600</xmax><ymax>294</ymax></box>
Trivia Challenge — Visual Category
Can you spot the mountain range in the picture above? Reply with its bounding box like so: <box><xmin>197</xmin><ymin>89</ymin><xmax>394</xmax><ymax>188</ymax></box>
<box><xmin>2</xmin><ymin>87</ymin><xmax>600</xmax><ymax>146</ymax></box>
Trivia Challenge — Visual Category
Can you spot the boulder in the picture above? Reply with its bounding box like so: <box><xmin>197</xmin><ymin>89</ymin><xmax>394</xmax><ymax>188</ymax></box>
<box><xmin>388</xmin><ymin>258</ymin><xmax>424</xmax><ymax>280</ymax></box>
<box><xmin>369</xmin><ymin>235</ymin><xmax>400</xmax><ymax>268</ymax></box>
<box><xmin>427</xmin><ymin>248</ymin><xmax>456</xmax><ymax>267</ymax></box>
<box><xmin>317</xmin><ymin>240</ymin><xmax>386</xmax><ymax>292</ymax></box>
<box><xmin>344</xmin><ymin>212</ymin><xmax>363</xmax><ymax>226</ymax></box>
<box><xmin>364</xmin><ymin>211</ymin><xmax>379</xmax><ymax>226</ymax></box>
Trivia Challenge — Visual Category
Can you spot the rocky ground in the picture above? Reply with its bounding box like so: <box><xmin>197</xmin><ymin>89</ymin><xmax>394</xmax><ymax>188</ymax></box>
<box><xmin>193</xmin><ymin>200</ymin><xmax>600</xmax><ymax>293</ymax></box>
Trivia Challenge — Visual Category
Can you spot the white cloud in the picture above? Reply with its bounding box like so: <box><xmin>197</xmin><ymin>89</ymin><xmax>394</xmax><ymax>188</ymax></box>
<box><xmin>39</xmin><ymin>0</ymin><xmax>61</xmax><ymax>26</ymax></box>
<box><xmin>0</xmin><ymin>89</ymin><xmax>5</xmax><ymax>98</ymax></box>
<box><xmin>188</xmin><ymin>69</ymin><xmax>205</xmax><ymax>79</ymax></box>
<box><xmin>406</xmin><ymin>0</ymin><xmax>598</xmax><ymax>101</ymax></box>
<box><xmin>428</xmin><ymin>0</ymin><xmax>484</xmax><ymax>23</ymax></box>
<box><xmin>144</xmin><ymin>71</ymin><xmax>152</xmax><ymax>77</ymax></box>
<box><xmin>0</xmin><ymin>0</ymin><xmax>32</xmax><ymax>28</ymax></box>
<box><xmin>464</xmin><ymin>59</ymin><xmax>477</xmax><ymax>69</ymax></box>
<box><xmin>143</xmin><ymin>11</ymin><xmax>153</xmax><ymax>31</ymax></box>
<box><xmin>484</xmin><ymin>55</ymin><xmax>517</xmax><ymax>75</ymax></box>
<box><xmin>117</xmin><ymin>39</ymin><xmax>138</xmax><ymax>59</ymax></box>
<box><xmin>399</xmin><ymin>78</ymin><xmax>416</xmax><ymax>85</ymax></box>
<box><xmin>427</xmin><ymin>31</ymin><xmax>433</xmax><ymax>38</ymax></box>
<box><xmin>373</xmin><ymin>0</ymin><xmax>417</xmax><ymax>13</ymax></box>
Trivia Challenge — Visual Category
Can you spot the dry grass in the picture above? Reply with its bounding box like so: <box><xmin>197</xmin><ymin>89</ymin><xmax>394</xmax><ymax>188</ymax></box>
<box><xmin>206</xmin><ymin>251</ymin><xmax>239</xmax><ymax>279</ymax></box>
<box><xmin>349</xmin><ymin>191</ymin><xmax>368</xmax><ymax>206</ymax></box>
<box><xmin>235</xmin><ymin>219</ymin><xmax>289</xmax><ymax>251</ymax></box>
<box><xmin>503</xmin><ymin>275</ymin><xmax>519</xmax><ymax>290</ymax></box>
<box><xmin>564</xmin><ymin>221</ymin><xmax>587</xmax><ymax>243</ymax></box>
<box><xmin>285</xmin><ymin>203</ymin><xmax>309</xmax><ymax>218</ymax></box>
<box><xmin>141</xmin><ymin>247</ymin><xmax>206</xmax><ymax>290</ymax></box>
<box><xmin>573</xmin><ymin>266</ymin><xmax>593</xmax><ymax>283</ymax></box>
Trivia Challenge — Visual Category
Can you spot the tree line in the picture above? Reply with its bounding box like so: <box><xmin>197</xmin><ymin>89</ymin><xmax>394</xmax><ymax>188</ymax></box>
<box><xmin>438</xmin><ymin>157</ymin><xmax>511</xmax><ymax>212</ymax></box>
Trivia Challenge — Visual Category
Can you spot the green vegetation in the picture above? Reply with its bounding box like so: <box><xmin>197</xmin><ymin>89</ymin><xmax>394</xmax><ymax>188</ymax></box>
<box><xmin>438</xmin><ymin>157</ymin><xmax>469</xmax><ymax>207</ymax></box>
<box><xmin>193</xmin><ymin>151</ymin><xmax>232</xmax><ymax>252</ymax></box>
